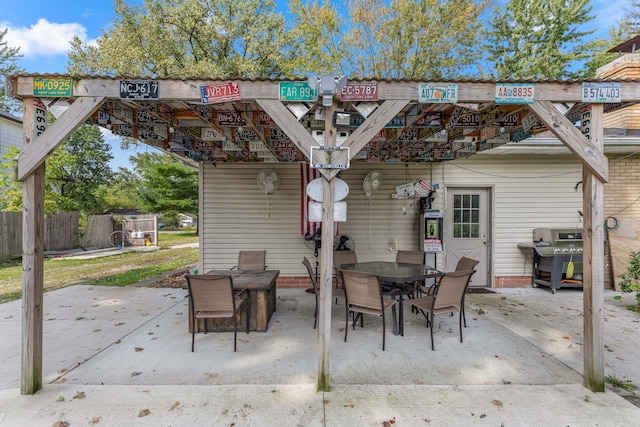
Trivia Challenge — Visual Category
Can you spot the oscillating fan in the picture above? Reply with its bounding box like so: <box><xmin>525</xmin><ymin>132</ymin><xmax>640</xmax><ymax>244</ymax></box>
<box><xmin>333</xmin><ymin>234</ymin><xmax>355</xmax><ymax>251</ymax></box>
<box><xmin>363</xmin><ymin>170</ymin><xmax>382</xmax><ymax>197</ymax></box>
<box><xmin>257</xmin><ymin>169</ymin><xmax>280</xmax><ymax>195</ymax></box>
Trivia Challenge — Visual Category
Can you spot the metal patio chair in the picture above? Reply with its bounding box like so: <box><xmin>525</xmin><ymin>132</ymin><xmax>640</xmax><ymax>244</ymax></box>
<box><xmin>341</xmin><ymin>269</ymin><xmax>397</xmax><ymax>351</ymax></box>
<box><xmin>186</xmin><ymin>274</ymin><xmax>250</xmax><ymax>352</ymax></box>
<box><xmin>407</xmin><ymin>269</ymin><xmax>475</xmax><ymax>350</ymax></box>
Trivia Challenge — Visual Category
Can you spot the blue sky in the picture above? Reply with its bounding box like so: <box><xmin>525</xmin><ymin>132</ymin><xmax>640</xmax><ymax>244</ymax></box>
<box><xmin>2</xmin><ymin>0</ymin><xmax>631</xmax><ymax>168</ymax></box>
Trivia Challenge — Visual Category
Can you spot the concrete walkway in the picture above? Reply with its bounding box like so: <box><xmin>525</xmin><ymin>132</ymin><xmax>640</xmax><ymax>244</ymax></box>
<box><xmin>0</xmin><ymin>286</ymin><xmax>638</xmax><ymax>426</ymax></box>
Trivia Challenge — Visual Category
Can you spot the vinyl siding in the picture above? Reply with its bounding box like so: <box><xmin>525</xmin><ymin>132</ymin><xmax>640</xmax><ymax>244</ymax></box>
<box><xmin>199</xmin><ymin>155</ymin><xmax>589</xmax><ymax>286</ymax></box>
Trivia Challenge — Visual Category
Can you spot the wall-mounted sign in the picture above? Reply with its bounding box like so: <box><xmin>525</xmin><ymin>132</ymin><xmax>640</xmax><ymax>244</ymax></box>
<box><xmin>340</xmin><ymin>82</ymin><xmax>378</xmax><ymax>101</ymax></box>
<box><xmin>279</xmin><ymin>81</ymin><xmax>318</xmax><ymax>102</ymax></box>
<box><xmin>419</xmin><ymin>83</ymin><xmax>458</xmax><ymax>103</ymax></box>
<box><xmin>200</xmin><ymin>81</ymin><xmax>241</xmax><ymax>104</ymax></box>
<box><xmin>495</xmin><ymin>83</ymin><xmax>534</xmax><ymax>104</ymax></box>
<box><xmin>33</xmin><ymin>78</ymin><xmax>73</xmax><ymax>97</ymax></box>
<box><xmin>120</xmin><ymin>80</ymin><xmax>159</xmax><ymax>99</ymax></box>
<box><xmin>201</xmin><ymin>128</ymin><xmax>225</xmax><ymax>141</ymax></box>
<box><xmin>582</xmin><ymin>82</ymin><xmax>621</xmax><ymax>103</ymax></box>
<box><xmin>581</xmin><ymin>103</ymin><xmax>592</xmax><ymax>141</ymax></box>
<box><xmin>310</xmin><ymin>146</ymin><xmax>350</xmax><ymax>169</ymax></box>
<box><xmin>216</xmin><ymin>111</ymin><xmax>245</xmax><ymax>127</ymax></box>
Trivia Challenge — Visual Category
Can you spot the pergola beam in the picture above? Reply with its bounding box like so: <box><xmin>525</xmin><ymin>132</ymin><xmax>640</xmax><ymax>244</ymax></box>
<box><xmin>17</xmin><ymin>96</ymin><xmax>105</xmax><ymax>181</ymax></box>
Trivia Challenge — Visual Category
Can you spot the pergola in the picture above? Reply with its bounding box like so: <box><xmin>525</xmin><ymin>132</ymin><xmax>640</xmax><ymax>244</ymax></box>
<box><xmin>7</xmin><ymin>73</ymin><xmax>638</xmax><ymax>394</ymax></box>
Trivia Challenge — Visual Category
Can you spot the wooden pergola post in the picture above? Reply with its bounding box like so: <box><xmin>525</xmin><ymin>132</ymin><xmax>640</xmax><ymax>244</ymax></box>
<box><xmin>21</xmin><ymin>98</ymin><xmax>45</xmax><ymax>395</ymax></box>
<box><xmin>582</xmin><ymin>103</ymin><xmax>605</xmax><ymax>391</ymax></box>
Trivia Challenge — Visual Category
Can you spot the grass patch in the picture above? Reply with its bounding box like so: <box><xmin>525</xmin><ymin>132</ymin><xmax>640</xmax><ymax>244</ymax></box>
<box><xmin>157</xmin><ymin>231</ymin><xmax>198</xmax><ymax>248</ymax></box>
<box><xmin>605</xmin><ymin>374</ymin><xmax>637</xmax><ymax>392</ymax></box>
<box><xmin>0</xmin><ymin>243</ymin><xmax>198</xmax><ymax>304</ymax></box>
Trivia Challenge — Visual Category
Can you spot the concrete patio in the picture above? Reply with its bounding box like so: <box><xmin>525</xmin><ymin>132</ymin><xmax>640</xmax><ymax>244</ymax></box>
<box><xmin>0</xmin><ymin>285</ymin><xmax>639</xmax><ymax>426</ymax></box>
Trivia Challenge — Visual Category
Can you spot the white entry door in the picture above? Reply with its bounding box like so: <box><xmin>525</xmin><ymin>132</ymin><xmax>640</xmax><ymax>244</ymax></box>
<box><xmin>445</xmin><ymin>187</ymin><xmax>490</xmax><ymax>287</ymax></box>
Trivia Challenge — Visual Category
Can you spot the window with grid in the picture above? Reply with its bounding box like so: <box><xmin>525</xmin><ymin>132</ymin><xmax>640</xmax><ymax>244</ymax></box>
<box><xmin>453</xmin><ymin>194</ymin><xmax>480</xmax><ymax>238</ymax></box>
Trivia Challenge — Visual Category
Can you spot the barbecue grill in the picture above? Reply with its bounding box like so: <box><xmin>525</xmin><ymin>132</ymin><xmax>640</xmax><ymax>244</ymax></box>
<box><xmin>519</xmin><ymin>228</ymin><xmax>583</xmax><ymax>293</ymax></box>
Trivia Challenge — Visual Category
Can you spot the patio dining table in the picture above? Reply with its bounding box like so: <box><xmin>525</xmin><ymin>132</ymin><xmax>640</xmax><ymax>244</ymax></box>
<box><xmin>341</xmin><ymin>262</ymin><xmax>442</xmax><ymax>336</ymax></box>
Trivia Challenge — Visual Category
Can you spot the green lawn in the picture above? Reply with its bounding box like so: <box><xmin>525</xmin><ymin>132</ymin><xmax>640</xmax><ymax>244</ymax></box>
<box><xmin>0</xmin><ymin>231</ymin><xmax>199</xmax><ymax>304</ymax></box>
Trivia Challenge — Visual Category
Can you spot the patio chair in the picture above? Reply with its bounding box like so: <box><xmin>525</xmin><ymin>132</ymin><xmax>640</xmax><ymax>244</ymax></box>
<box><xmin>455</xmin><ymin>256</ymin><xmax>479</xmax><ymax>272</ymax></box>
<box><xmin>186</xmin><ymin>274</ymin><xmax>250</xmax><ymax>352</ymax></box>
<box><xmin>303</xmin><ymin>257</ymin><xmax>344</xmax><ymax>329</ymax></box>
<box><xmin>333</xmin><ymin>250</ymin><xmax>358</xmax><ymax>299</ymax></box>
<box><xmin>394</xmin><ymin>250</ymin><xmax>425</xmax><ymax>302</ymax></box>
<box><xmin>395</xmin><ymin>250</ymin><xmax>424</xmax><ymax>265</ymax></box>
<box><xmin>407</xmin><ymin>269</ymin><xmax>475</xmax><ymax>350</ymax></box>
<box><xmin>341</xmin><ymin>270</ymin><xmax>397</xmax><ymax>351</ymax></box>
<box><xmin>231</xmin><ymin>250</ymin><xmax>267</xmax><ymax>270</ymax></box>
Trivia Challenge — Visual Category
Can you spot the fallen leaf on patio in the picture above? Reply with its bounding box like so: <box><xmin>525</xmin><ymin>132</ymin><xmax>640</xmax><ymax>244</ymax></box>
<box><xmin>480</xmin><ymin>414</ymin><xmax>486</xmax><ymax>418</ymax></box>
<box><xmin>56</xmin><ymin>396</ymin><xmax>65</xmax><ymax>402</ymax></box>
<box><xmin>344</xmin><ymin>404</ymin><xmax>354</xmax><ymax>408</ymax></box>
<box><xmin>57</xmin><ymin>368</ymin><xmax>67</xmax><ymax>374</ymax></box>
<box><xmin>115</xmin><ymin>322</ymin><xmax>125</xmax><ymax>326</ymax></box>
<box><xmin>137</xmin><ymin>409</ymin><xmax>151</xmax><ymax>417</ymax></box>
<box><xmin>491</xmin><ymin>399</ymin><xmax>503</xmax><ymax>408</ymax></box>
<box><xmin>388</xmin><ymin>416</ymin><xmax>396</xmax><ymax>424</ymax></box>
<box><xmin>73</xmin><ymin>391</ymin><xmax>86</xmax><ymax>400</ymax></box>
<box><xmin>114</xmin><ymin>339</ymin><xmax>121</xmax><ymax>344</ymax></box>
<box><xmin>52</xmin><ymin>422</ymin><xmax>70</xmax><ymax>427</ymax></box>
<box><xmin>93</xmin><ymin>329</ymin><xmax>102</xmax><ymax>332</ymax></box>
<box><xmin>502</xmin><ymin>379</ymin><xmax>511</xmax><ymax>384</ymax></box>
<box><xmin>135</xmin><ymin>347</ymin><xmax>144</xmax><ymax>352</ymax></box>
<box><xmin>89</xmin><ymin>416</ymin><xmax>101</xmax><ymax>424</ymax></box>
<box><xmin>170</xmin><ymin>402</ymin><xmax>180</xmax><ymax>411</ymax></box>
<box><xmin>562</xmin><ymin>336</ymin><xmax>570</xmax><ymax>339</ymax></box>
<box><xmin>131</xmin><ymin>371</ymin><xmax>142</xmax><ymax>377</ymax></box>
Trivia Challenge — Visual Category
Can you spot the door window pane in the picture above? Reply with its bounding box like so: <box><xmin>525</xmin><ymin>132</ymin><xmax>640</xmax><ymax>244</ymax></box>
<box><xmin>453</xmin><ymin>193</ymin><xmax>480</xmax><ymax>238</ymax></box>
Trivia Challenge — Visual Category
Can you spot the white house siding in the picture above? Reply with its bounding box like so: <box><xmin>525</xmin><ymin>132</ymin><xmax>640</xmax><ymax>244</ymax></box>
<box><xmin>199</xmin><ymin>155</ymin><xmax>585</xmax><ymax>288</ymax></box>
<box><xmin>0</xmin><ymin>111</ymin><xmax>23</xmax><ymax>155</ymax></box>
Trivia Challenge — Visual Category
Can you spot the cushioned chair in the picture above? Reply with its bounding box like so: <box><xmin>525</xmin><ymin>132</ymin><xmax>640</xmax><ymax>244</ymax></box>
<box><xmin>231</xmin><ymin>250</ymin><xmax>267</xmax><ymax>270</ymax></box>
<box><xmin>186</xmin><ymin>274</ymin><xmax>250</xmax><ymax>352</ymax></box>
<box><xmin>407</xmin><ymin>270</ymin><xmax>475</xmax><ymax>350</ymax></box>
<box><xmin>341</xmin><ymin>269</ymin><xmax>397</xmax><ymax>351</ymax></box>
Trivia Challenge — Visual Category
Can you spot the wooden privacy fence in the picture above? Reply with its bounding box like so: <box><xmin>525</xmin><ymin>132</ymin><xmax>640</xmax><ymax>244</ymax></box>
<box><xmin>0</xmin><ymin>211</ymin><xmax>79</xmax><ymax>260</ymax></box>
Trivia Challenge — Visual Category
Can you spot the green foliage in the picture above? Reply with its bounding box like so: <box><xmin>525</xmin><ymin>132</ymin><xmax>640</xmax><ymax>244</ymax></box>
<box><xmin>94</xmin><ymin>168</ymin><xmax>141</xmax><ymax>213</ymax></box>
<box><xmin>0</xmin><ymin>124</ymin><xmax>113</xmax><ymax>217</ymax></box>
<box><xmin>618</xmin><ymin>250</ymin><xmax>640</xmax><ymax>310</ymax></box>
<box><xmin>131</xmin><ymin>152</ymin><xmax>198</xmax><ymax>219</ymax></box>
<box><xmin>67</xmin><ymin>0</ymin><xmax>291</xmax><ymax>78</ymax></box>
<box><xmin>605</xmin><ymin>374</ymin><xmax>637</xmax><ymax>392</ymax></box>
<box><xmin>0</xmin><ymin>28</ymin><xmax>24</xmax><ymax>113</ymax></box>
<box><xmin>46</xmin><ymin>124</ymin><xmax>114</xmax><ymax>216</ymax></box>
<box><xmin>486</xmin><ymin>0</ymin><xmax>598</xmax><ymax>79</ymax></box>
<box><xmin>344</xmin><ymin>0</ymin><xmax>490</xmax><ymax>79</ymax></box>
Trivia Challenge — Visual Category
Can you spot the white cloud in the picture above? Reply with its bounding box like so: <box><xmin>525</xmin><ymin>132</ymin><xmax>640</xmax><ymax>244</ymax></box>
<box><xmin>1</xmin><ymin>18</ymin><xmax>97</xmax><ymax>58</ymax></box>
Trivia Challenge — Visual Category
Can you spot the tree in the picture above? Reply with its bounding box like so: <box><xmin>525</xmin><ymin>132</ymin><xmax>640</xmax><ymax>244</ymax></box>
<box><xmin>94</xmin><ymin>168</ymin><xmax>142</xmax><ymax>213</ymax></box>
<box><xmin>344</xmin><ymin>0</ymin><xmax>490</xmax><ymax>79</ymax></box>
<box><xmin>0</xmin><ymin>28</ymin><xmax>24</xmax><ymax>113</ymax></box>
<box><xmin>131</xmin><ymin>152</ymin><xmax>198</xmax><ymax>224</ymax></box>
<box><xmin>45</xmin><ymin>124</ymin><xmax>114</xmax><ymax>216</ymax></box>
<box><xmin>67</xmin><ymin>0</ymin><xmax>292</xmax><ymax>78</ymax></box>
<box><xmin>623</xmin><ymin>1</ymin><xmax>640</xmax><ymax>34</ymax></box>
<box><xmin>485</xmin><ymin>0</ymin><xmax>598</xmax><ymax>79</ymax></box>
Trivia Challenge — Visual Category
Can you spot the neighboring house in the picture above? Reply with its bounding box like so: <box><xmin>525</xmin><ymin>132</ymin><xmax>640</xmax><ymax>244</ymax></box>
<box><xmin>0</xmin><ymin>108</ymin><xmax>22</xmax><ymax>156</ymax></box>
<box><xmin>178</xmin><ymin>213</ymin><xmax>197</xmax><ymax>228</ymax></box>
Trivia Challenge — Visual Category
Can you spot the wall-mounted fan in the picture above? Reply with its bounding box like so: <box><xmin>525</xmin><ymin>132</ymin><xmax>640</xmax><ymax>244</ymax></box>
<box><xmin>334</xmin><ymin>234</ymin><xmax>355</xmax><ymax>251</ymax></box>
<box><xmin>257</xmin><ymin>169</ymin><xmax>280</xmax><ymax>195</ymax></box>
<box><xmin>363</xmin><ymin>170</ymin><xmax>382</xmax><ymax>197</ymax></box>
